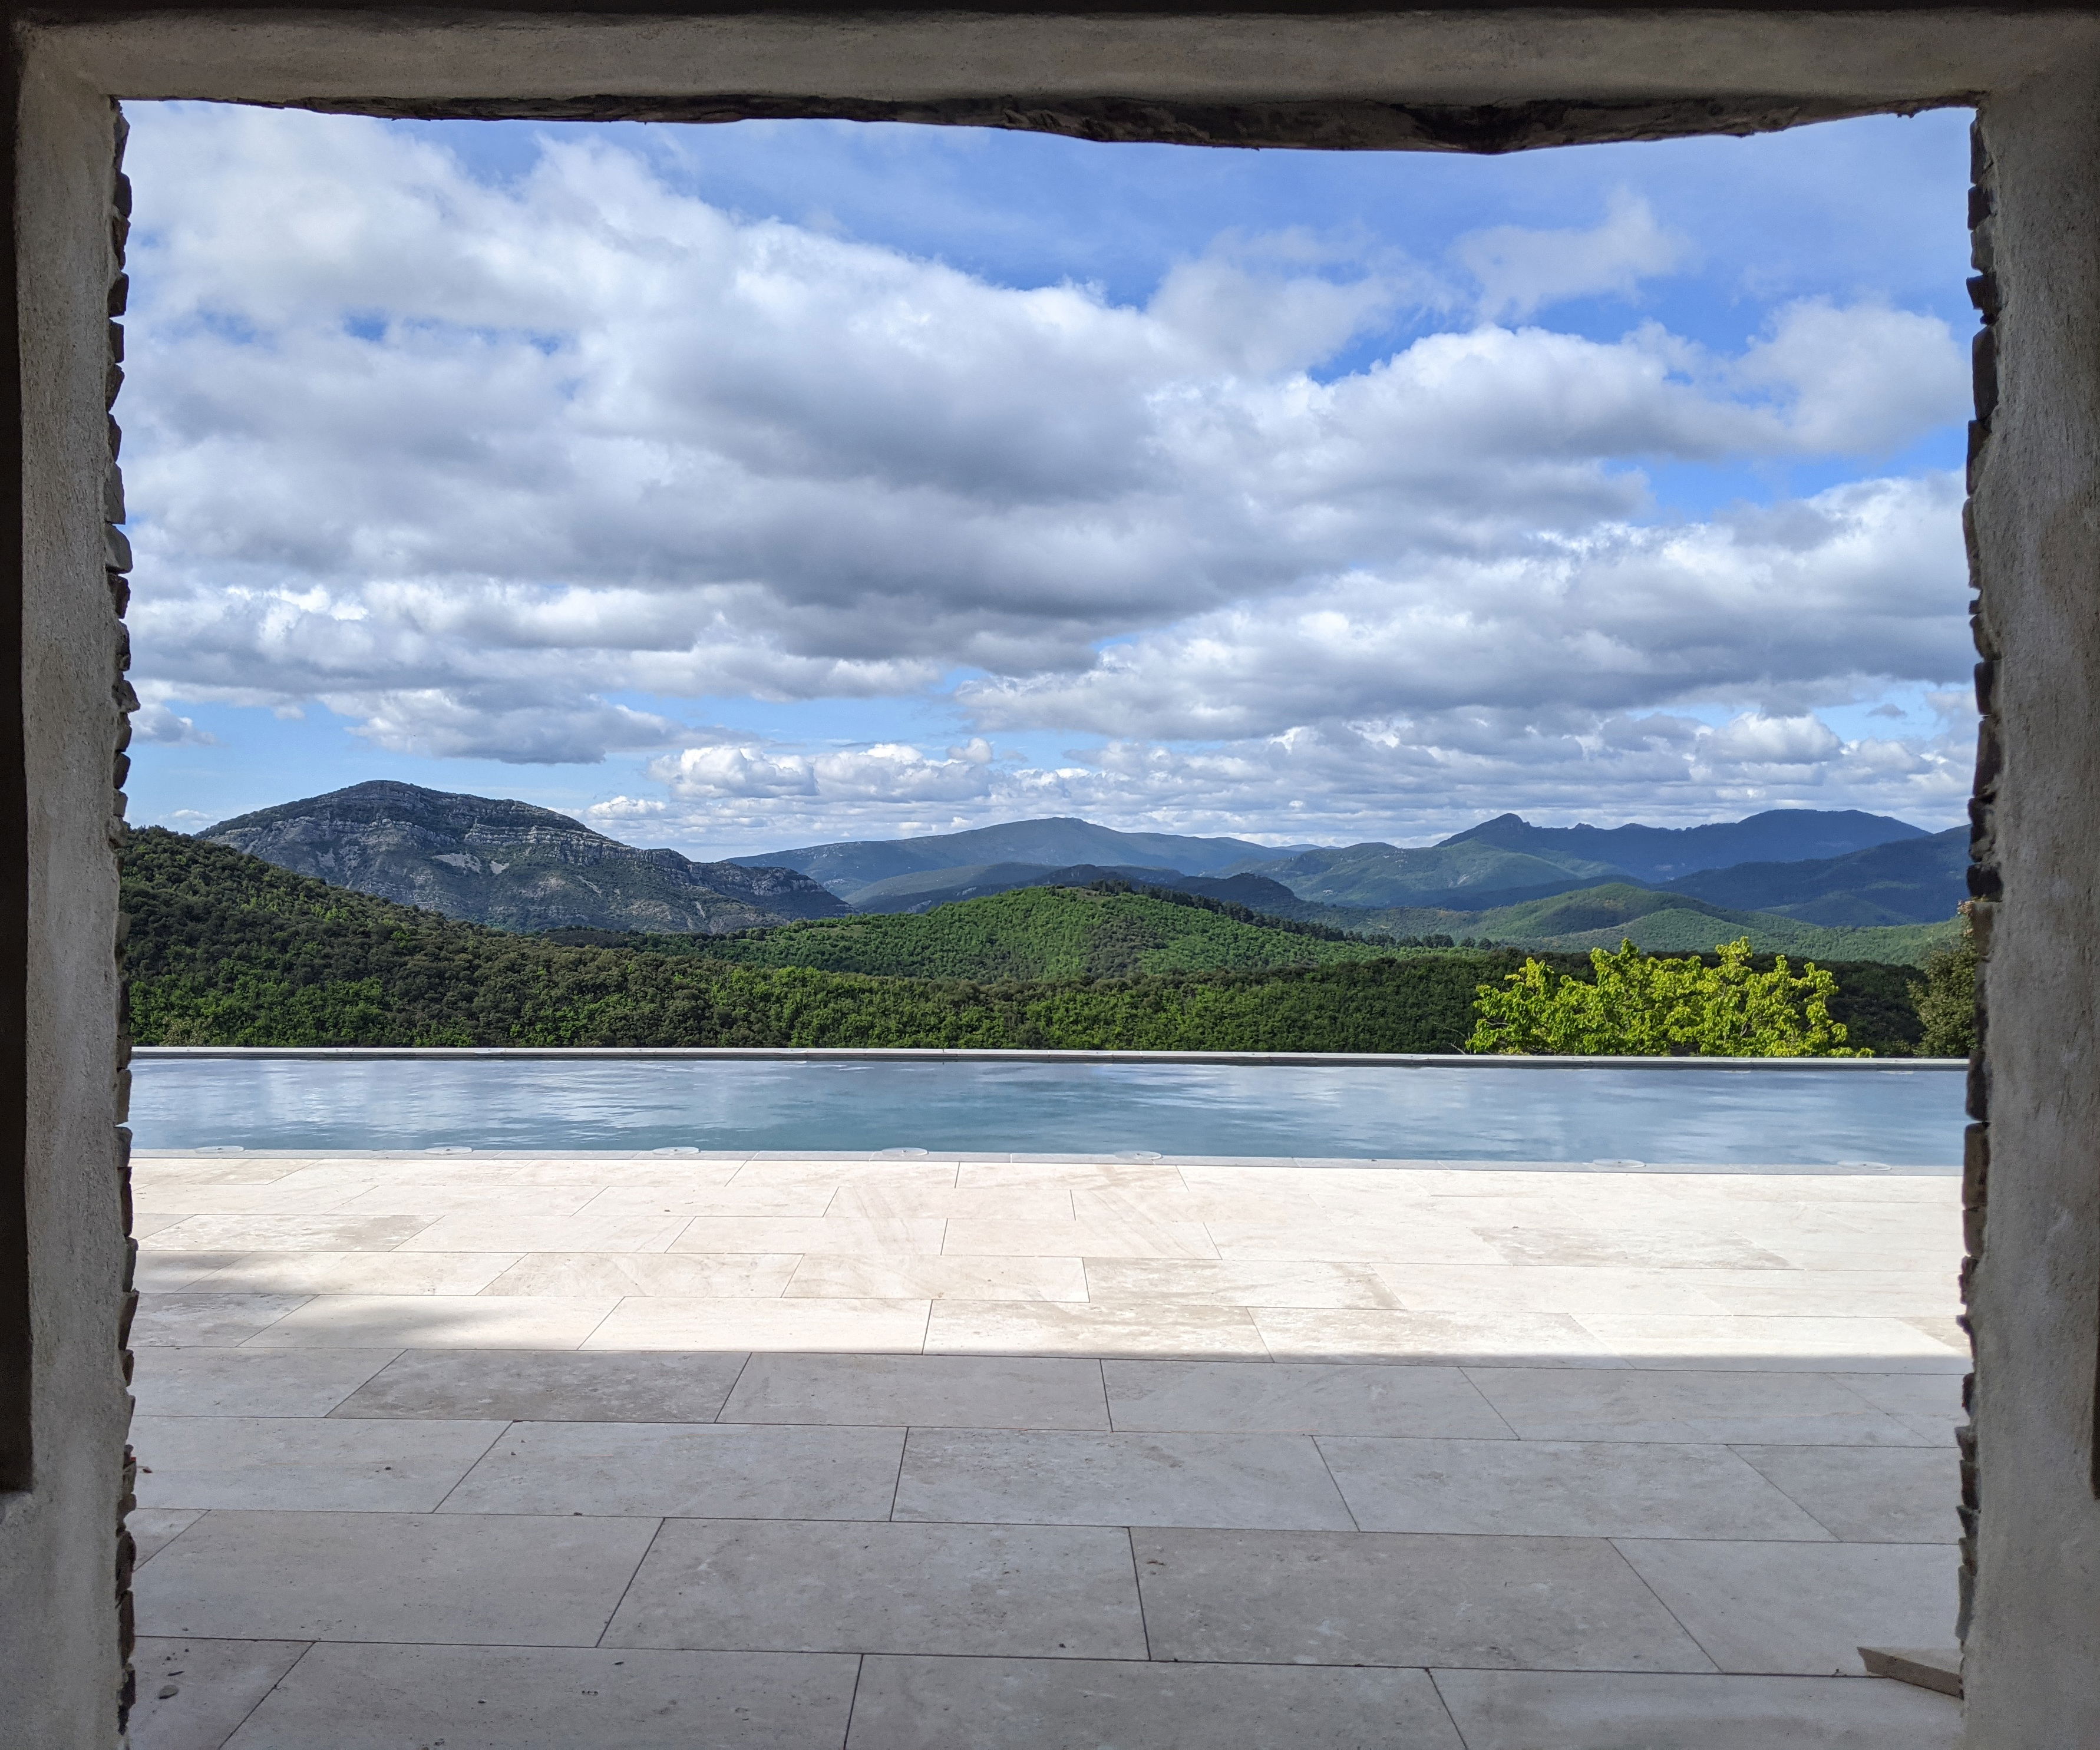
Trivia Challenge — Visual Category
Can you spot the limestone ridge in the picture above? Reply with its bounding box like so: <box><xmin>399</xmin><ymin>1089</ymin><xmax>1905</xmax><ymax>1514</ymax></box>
<box><xmin>203</xmin><ymin>780</ymin><xmax>848</xmax><ymax>934</ymax></box>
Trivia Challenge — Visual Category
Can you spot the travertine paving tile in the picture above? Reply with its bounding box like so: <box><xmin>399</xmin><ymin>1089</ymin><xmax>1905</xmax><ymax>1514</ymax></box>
<box><xmin>131</xmin><ymin>1348</ymin><xmax>400</xmax><ymax>1418</ymax></box>
<box><xmin>1254</xmin><ymin>1307</ymin><xmax>1620</xmax><ymax>1366</ymax></box>
<box><xmin>1430</xmin><ymin>1669</ymin><xmax>1960</xmax><ymax>1748</ymax></box>
<box><xmin>722</xmin><ymin>1353</ymin><xmax>1108</xmax><ymax>1430</ymax></box>
<box><xmin>481</xmin><ymin>1252</ymin><xmax>800</xmax><ymax>1298</ymax></box>
<box><xmin>243</xmin><ymin>1294</ymin><xmax>618</xmax><ymax>1350</ymax></box>
<box><xmin>1731</xmin><ymin>1444</ymin><xmax>1960</xmax><ymax>1543</ymax></box>
<box><xmin>143</xmin><ymin>1215</ymin><xmax>437</xmax><ymax>1253</ymax></box>
<box><xmin>604</xmin><ymin>1517</ymin><xmax>1146</xmax><ymax>1657</ymax></box>
<box><xmin>1903</xmin><ymin>1314</ymin><xmax>1969</xmax><ymax>1351</ymax></box>
<box><xmin>956</xmin><ymin>1162</ymin><xmax>1188</xmax><ymax>1193</ymax></box>
<box><xmin>130</xmin><ymin>1212</ymin><xmax>202</xmax><ymax>1240</ymax></box>
<box><xmin>324</xmin><ymin>1179</ymin><xmax>595</xmax><ymax>1215</ymax></box>
<box><xmin>1375</xmin><ymin>1264</ymin><xmax>1732</xmax><ymax>1317</ymax></box>
<box><xmin>136</xmin><ymin>1510</ymin><xmax>659</xmax><ymax>1645</ymax></box>
<box><xmin>127</xmin><ymin>1508</ymin><xmax>205</xmax><ymax>1564</ymax></box>
<box><xmin>670</xmin><ymin>1216</ymin><xmax>947</xmax><ymax>1255</ymax></box>
<box><xmin>1682</xmin><ymin>1269</ymin><xmax>1962</xmax><ymax>1318</ymax></box>
<box><xmin>1134</xmin><ymin>1527</ymin><xmax>1714</xmax><ymax>1670</ymax></box>
<box><xmin>504</xmin><ymin>1160</ymin><xmax>745</xmax><ymax>1190</ymax></box>
<box><xmin>132</xmin><ymin>1414</ymin><xmax>505</xmax><ymax>1512</ymax></box>
<box><xmin>584</xmin><ymin>1296</ymin><xmax>930</xmax><ymax>1352</ymax></box>
<box><xmin>1319</xmin><ymin>1436</ymin><xmax>1832</xmax><ymax>1539</ymax></box>
<box><xmin>1084</xmin><ymin>1259</ymin><xmax>1401</xmax><ymax>1309</ymax></box>
<box><xmin>394</xmin><ymin>1213</ymin><xmax>690</xmax><ymax>1253</ymax></box>
<box><xmin>828</xmin><ymin>1183</ymin><xmax>1074</xmax><ymax>1223</ymax></box>
<box><xmin>332</xmin><ymin>1349</ymin><xmax>749</xmax><ymax>1423</ymax></box>
<box><xmin>925</xmin><ymin>1298</ymin><xmax>1266</xmax><ymax>1359</ymax></box>
<box><xmin>132</xmin><ymin>1181</ymin><xmax>374</xmax><ymax>1216</ymax></box>
<box><xmin>1069</xmin><ymin>1187</ymin><xmax>1300</xmax><ymax>1225</ymax></box>
<box><xmin>1461</xmin><ymin>1216</ymin><xmax>1794</xmax><ymax>1271</ymax></box>
<box><xmin>188</xmin><ymin>1251</ymin><xmax>521</xmax><ymax>1296</ymax></box>
<box><xmin>129</xmin><ymin>1637</ymin><xmax>311</xmax><ymax>1750</ymax></box>
<box><xmin>1573</xmin><ymin>1314</ymin><xmax>1968</xmax><ymax>1372</ymax></box>
<box><xmin>844</xmin><ymin>1656</ymin><xmax>1465</xmax><ymax>1750</ymax></box>
<box><xmin>133</xmin><ymin>1155</ymin><xmax>303</xmax><ymax>1187</ymax></box>
<box><xmin>731</xmin><ymin>1161</ymin><xmax>961</xmax><ymax>1194</ymax></box>
<box><xmin>785</xmin><ymin>1253</ymin><xmax>1087</xmax><ymax>1302</ymax></box>
<box><xmin>131</xmin><ymin>1294</ymin><xmax>312</xmax><ymax>1348</ymax></box>
<box><xmin>943</xmin><ymin>1216</ymin><xmax>1219</xmax><ymax>1259</ymax></box>
<box><xmin>441</xmin><ymin>1420</ymin><xmax>906</xmax><ymax>1520</ymax></box>
<box><xmin>1832</xmin><ymin>1371</ymin><xmax>1965</xmax><ymax>1444</ymax></box>
<box><xmin>572</xmin><ymin>1184</ymin><xmax>841</xmax><ymax>1218</ymax></box>
<box><xmin>1208</xmin><ymin>1216</ymin><xmax>1504</xmax><ymax>1266</ymax></box>
<box><xmin>1104</xmin><ymin>1359</ymin><xmax>1511</xmax><ymax>1438</ymax></box>
<box><xmin>1464</xmin><ymin>1367</ymin><xmax>1931</xmax><ymax>1445</ymax></box>
<box><xmin>133</xmin><ymin>1252</ymin><xmax>249</xmax><ymax>1292</ymax></box>
<box><xmin>1614</xmin><ymin>1538</ymin><xmax>1960</xmax><ymax>1675</ymax></box>
<box><xmin>220</xmin><ymin>1643</ymin><xmax>857</xmax><ymax>1750</ymax></box>
<box><xmin>894</xmin><ymin>1428</ymin><xmax>1353</xmax><ymax>1530</ymax></box>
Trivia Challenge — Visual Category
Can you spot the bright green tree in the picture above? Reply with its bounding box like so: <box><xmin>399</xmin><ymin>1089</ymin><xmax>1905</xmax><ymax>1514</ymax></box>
<box><xmin>1467</xmin><ymin>937</ymin><xmax>1867</xmax><ymax>1058</ymax></box>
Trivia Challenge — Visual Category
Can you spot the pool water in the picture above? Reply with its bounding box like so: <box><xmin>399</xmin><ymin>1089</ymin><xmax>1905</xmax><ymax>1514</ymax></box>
<box><xmin>129</xmin><ymin>1057</ymin><xmax>1966</xmax><ymax>1170</ymax></box>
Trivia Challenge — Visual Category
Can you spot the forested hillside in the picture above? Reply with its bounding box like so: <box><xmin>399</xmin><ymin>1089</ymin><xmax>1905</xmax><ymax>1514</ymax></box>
<box><xmin>120</xmin><ymin>830</ymin><xmax>1930</xmax><ymax>1053</ymax></box>
<box><xmin>684</xmin><ymin>883</ymin><xmax>1393</xmax><ymax>979</ymax></box>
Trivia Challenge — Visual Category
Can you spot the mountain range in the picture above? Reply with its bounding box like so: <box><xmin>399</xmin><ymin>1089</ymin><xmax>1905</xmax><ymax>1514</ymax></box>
<box><xmin>205</xmin><ymin>781</ymin><xmax>846</xmax><ymax>935</ymax></box>
<box><xmin>194</xmin><ymin>787</ymin><xmax>1965</xmax><ymax>952</ymax></box>
<box><xmin>729</xmin><ymin>815</ymin><xmax>1321</xmax><ymax>897</ymax></box>
<box><xmin>742</xmin><ymin>807</ymin><xmax>1959</xmax><ymax>925</ymax></box>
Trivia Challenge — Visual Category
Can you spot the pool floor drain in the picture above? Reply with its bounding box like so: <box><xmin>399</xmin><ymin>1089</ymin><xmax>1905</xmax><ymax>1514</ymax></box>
<box><xmin>878</xmin><ymin>1147</ymin><xmax>930</xmax><ymax>1158</ymax></box>
<box><xmin>651</xmin><ymin>1146</ymin><xmax>701</xmax><ymax>1155</ymax></box>
<box><xmin>1115</xmin><ymin>1151</ymin><xmax>1164</xmax><ymax>1163</ymax></box>
<box><xmin>425</xmin><ymin>1145</ymin><xmax>473</xmax><ymax>1155</ymax></box>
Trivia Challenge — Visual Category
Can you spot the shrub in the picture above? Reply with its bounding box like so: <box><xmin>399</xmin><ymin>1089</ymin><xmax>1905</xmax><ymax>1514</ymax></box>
<box><xmin>1467</xmin><ymin>936</ymin><xmax>1865</xmax><ymax>1058</ymax></box>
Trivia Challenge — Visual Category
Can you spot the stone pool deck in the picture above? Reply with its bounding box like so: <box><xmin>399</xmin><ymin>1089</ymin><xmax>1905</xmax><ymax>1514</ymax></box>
<box><xmin>126</xmin><ymin>1150</ymin><xmax>1967</xmax><ymax>1749</ymax></box>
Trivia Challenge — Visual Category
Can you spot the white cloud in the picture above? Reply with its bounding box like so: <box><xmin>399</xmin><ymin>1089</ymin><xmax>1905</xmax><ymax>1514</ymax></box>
<box><xmin>1736</xmin><ymin>299</ymin><xmax>1971</xmax><ymax>453</ymax></box>
<box><xmin>131</xmin><ymin>699</ymin><xmax>219</xmax><ymax>747</ymax></box>
<box><xmin>649</xmin><ymin>741</ymin><xmax>999</xmax><ymax>804</ymax></box>
<box><xmin>959</xmin><ymin>474</ymin><xmax>1969</xmax><ymax>739</ymax></box>
<box><xmin>117</xmin><ymin>107</ymin><xmax>1976</xmax><ymax>846</ymax></box>
<box><xmin>1457</xmin><ymin>191</ymin><xmax>1690</xmax><ymax>322</ymax></box>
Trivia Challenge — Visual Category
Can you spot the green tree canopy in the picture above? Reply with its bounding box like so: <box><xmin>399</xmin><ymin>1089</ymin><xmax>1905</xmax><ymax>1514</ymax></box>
<box><xmin>1467</xmin><ymin>937</ymin><xmax>1866</xmax><ymax>1058</ymax></box>
<box><xmin>1908</xmin><ymin>902</ymin><xmax>1979</xmax><ymax>1058</ymax></box>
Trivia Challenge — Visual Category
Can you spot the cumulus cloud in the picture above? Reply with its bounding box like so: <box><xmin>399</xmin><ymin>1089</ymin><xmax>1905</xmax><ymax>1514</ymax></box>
<box><xmin>649</xmin><ymin>741</ymin><xmax>999</xmax><ymax>804</ymax></box>
<box><xmin>131</xmin><ymin>699</ymin><xmax>219</xmax><ymax>747</ymax></box>
<box><xmin>595</xmin><ymin>704</ymin><xmax>1974</xmax><ymax>853</ymax></box>
<box><xmin>117</xmin><ymin>106</ymin><xmax>1976</xmax><ymax>843</ymax></box>
<box><xmin>1457</xmin><ymin>192</ymin><xmax>1690</xmax><ymax>322</ymax></box>
<box><xmin>960</xmin><ymin>474</ymin><xmax>1969</xmax><ymax>739</ymax></box>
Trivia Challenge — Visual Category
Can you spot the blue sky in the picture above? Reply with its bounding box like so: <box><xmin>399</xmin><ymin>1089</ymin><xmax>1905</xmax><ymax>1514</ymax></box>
<box><xmin>121</xmin><ymin>104</ymin><xmax>1976</xmax><ymax>857</ymax></box>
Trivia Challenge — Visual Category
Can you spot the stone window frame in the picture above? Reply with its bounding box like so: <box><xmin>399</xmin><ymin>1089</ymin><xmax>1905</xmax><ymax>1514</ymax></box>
<box><xmin>5</xmin><ymin>7</ymin><xmax>2100</xmax><ymax>1744</ymax></box>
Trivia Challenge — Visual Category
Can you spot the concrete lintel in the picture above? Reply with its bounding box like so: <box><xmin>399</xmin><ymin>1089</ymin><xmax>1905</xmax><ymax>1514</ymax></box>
<box><xmin>23</xmin><ymin>8</ymin><xmax>2092</xmax><ymax>120</ymax></box>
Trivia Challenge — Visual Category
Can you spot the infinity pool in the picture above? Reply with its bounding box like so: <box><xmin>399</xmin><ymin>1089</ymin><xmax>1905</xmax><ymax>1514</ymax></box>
<box><xmin>130</xmin><ymin>1056</ymin><xmax>1966</xmax><ymax>1170</ymax></box>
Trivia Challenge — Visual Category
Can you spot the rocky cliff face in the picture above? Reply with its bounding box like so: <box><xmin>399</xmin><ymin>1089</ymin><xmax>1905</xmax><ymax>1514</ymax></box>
<box><xmin>204</xmin><ymin>781</ymin><xmax>847</xmax><ymax>934</ymax></box>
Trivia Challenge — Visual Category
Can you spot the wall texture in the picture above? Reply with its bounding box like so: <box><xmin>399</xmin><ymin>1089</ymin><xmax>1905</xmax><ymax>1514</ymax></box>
<box><xmin>0</xmin><ymin>48</ymin><xmax>131</xmax><ymax>1750</ymax></box>
<box><xmin>1962</xmin><ymin>57</ymin><xmax>2100</xmax><ymax>1746</ymax></box>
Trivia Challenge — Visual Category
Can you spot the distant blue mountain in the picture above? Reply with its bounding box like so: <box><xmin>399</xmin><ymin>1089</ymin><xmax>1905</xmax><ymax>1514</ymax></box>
<box><xmin>734</xmin><ymin>816</ymin><xmax>1319</xmax><ymax>897</ymax></box>
<box><xmin>1436</xmin><ymin>808</ymin><xmax>1927</xmax><ymax>884</ymax></box>
<box><xmin>1659</xmin><ymin>827</ymin><xmax>1967</xmax><ymax>926</ymax></box>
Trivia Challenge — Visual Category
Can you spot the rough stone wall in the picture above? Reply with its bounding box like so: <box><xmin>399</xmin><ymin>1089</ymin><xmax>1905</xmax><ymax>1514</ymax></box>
<box><xmin>1960</xmin><ymin>61</ymin><xmax>2100</xmax><ymax>1748</ymax></box>
<box><xmin>0</xmin><ymin>52</ymin><xmax>134</xmax><ymax>1750</ymax></box>
<box><xmin>105</xmin><ymin>107</ymin><xmax>136</xmax><ymax>1742</ymax></box>
<box><xmin>1956</xmin><ymin>113</ymin><xmax>1995</xmax><ymax>1660</ymax></box>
